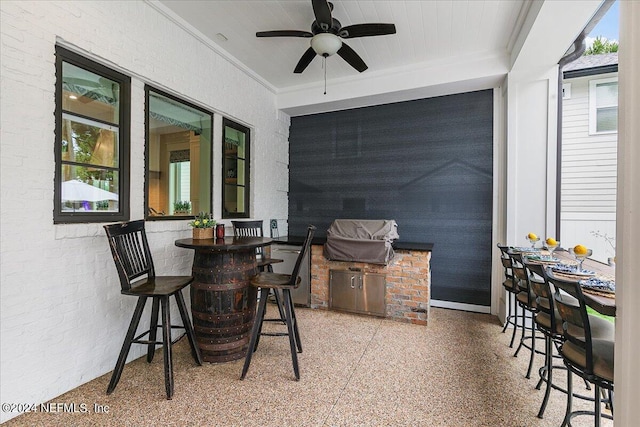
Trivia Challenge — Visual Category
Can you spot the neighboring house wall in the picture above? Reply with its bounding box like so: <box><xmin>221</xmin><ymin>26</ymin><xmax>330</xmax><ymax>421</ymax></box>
<box><xmin>0</xmin><ymin>1</ymin><xmax>288</xmax><ymax>422</ymax></box>
<box><xmin>561</xmin><ymin>72</ymin><xmax>618</xmax><ymax>262</ymax></box>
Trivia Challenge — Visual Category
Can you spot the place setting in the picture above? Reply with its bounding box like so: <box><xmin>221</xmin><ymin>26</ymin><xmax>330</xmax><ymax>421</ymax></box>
<box><xmin>580</xmin><ymin>277</ymin><xmax>616</xmax><ymax>298</ymax></box>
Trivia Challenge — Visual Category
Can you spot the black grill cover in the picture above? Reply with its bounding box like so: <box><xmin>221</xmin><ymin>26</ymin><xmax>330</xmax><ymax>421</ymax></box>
<box><xmin>324</xmin><ymin>219</ymin><xmax>399</xmax><ymax>264</ymax></box>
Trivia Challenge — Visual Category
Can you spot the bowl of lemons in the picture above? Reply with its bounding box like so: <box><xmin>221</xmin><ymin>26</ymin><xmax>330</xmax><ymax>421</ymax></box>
<box><xmin>569</xmin><ymin>244</ymin><xmax>593</xmax><ymax>272</ymax></box>
<box><xmin>544</xmin><ymin>237</ymin><xmax>560</xmax><ymax>258</ymax></box>
<box><xmin>526</xmin><ymin>232</ymin><xmax>540</xmax><ymax>248</ymax></box>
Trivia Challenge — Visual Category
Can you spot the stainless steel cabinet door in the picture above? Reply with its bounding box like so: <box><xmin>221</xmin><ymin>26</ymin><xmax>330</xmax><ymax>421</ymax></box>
<box><xmin>359</xmin><ymin>273</ymin><xmax>386</xmax><ymax>316</ymax></box>
<box><xmin>329</xmin><ymin>270</ymin><xmax>358</xmax><ymax>312</ymax></box>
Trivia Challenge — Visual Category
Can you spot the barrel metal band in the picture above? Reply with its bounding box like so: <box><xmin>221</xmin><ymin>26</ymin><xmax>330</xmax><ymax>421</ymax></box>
<box><xmin>192</xmin><ymin>309</ymin><xmax>253</xmax><ymax>323</ymax></box>
<box><xmin>191</xmin><ymin>281</ymin><xmax>248</xmax><ymax>291</ymax></box>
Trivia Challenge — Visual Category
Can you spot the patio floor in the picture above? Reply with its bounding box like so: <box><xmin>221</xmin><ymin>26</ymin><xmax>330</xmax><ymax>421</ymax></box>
<box><xmin>4</xmin><ymin>306</ymin><xmax>612</xmax><ymax>426</ymax></box>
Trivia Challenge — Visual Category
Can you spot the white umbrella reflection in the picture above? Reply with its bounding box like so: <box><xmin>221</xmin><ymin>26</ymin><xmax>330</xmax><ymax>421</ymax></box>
<box><xmin>61</xmin><ymin>179</ymin><xmax>119</xmax><ymax>202</ymax></box>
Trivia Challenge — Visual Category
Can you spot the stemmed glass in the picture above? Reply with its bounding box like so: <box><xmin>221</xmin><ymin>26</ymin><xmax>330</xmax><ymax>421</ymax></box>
<box><xmin>526</xmin><ymin>234</ymin><xmax>540</xmax><ymax>249</ymax></box>
<box><xmin>569</xmin><ymin>247</ymin><xmax>593</xmax><ymax>272</ymax></box>
<box><xmin>544</xmin><ymin>239</ymin><xmax>559</xmax><ymax>260</ymax></box>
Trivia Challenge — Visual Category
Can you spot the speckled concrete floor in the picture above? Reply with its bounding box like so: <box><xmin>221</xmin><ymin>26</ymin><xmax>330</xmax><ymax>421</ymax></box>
<box><xmin>4</xmin><ymin>307</ymin><xmax>612</xmax><ymax>426</ymax></box>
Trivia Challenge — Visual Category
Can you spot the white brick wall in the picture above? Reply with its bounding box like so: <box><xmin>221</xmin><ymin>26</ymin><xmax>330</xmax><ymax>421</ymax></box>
<box><xmin>0</xmin><ymin>1</ymin><xmax>289</xmax><ymax>422</ymax></box>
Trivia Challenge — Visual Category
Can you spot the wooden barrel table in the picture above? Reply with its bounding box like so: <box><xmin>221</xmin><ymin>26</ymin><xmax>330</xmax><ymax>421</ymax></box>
<box><xmin>175</xmin><ymin>236</ymin><xmax>271</xmax><ymax>362</ymax></box>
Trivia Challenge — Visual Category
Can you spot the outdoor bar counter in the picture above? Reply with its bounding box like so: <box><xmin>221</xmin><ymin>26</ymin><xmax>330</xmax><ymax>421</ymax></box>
<box><xmin>276</xmin><ymin>235</ymin><xmax>434</xmax><ymax>325</ymax></box>
<box><xmin>175</xmin><ymin>236</ymin><xmax>272</xmax><ymax>362</ymax></box>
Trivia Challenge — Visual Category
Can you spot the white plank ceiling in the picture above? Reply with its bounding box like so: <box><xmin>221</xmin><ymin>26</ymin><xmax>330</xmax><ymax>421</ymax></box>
<box><xmin>157</xmin><ymin>0</ymin><xmax>528</xmax><ymax>91</ymax></box>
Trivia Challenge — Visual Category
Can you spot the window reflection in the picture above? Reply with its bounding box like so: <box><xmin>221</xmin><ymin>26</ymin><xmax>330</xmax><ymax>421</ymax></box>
<box><xmin>56</xmin><ymin>55</ymin><xmax>126</xmax><ymax>218</ymax></box>
<box><xmin>146</xmin><ymin>89</ymin><xmax>212</xmax><ymax>218</ymax></box>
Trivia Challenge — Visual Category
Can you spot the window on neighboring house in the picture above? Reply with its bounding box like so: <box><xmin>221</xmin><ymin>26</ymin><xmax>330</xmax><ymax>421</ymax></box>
<box><xmin>222</xmin><ymin>119</ymin><xmax>250</xmax><ymax>218</ymax></box>
<box><xmin>589</xmin><ymin>77</ymin><xmax>618</xmax><ymax>134</ymax></box>
<box><xmin>145</xmin><ymin>87</ymin><xmax>213</xmax><ymax>219</ymax></box>
<box><xmin>54</xmin><ymin>46</ymin><xmax>130</xmax><ymax>223</ymax></box>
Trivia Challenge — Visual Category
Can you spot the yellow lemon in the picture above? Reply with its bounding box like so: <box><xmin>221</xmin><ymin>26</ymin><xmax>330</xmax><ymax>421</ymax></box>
<box><xmin>573</xmin><ymin>244</ymin><xmax>588</xmax><ymax>255</ymax></box>
<box><xmin>546</xmin><ymin>237</ymin><xmax>557</xmax><ymax>246</ymax></box>
<box><xmin>527</xmin><ymin>232</ymin><xmax>538</xmax><ymax>240</ymax></box>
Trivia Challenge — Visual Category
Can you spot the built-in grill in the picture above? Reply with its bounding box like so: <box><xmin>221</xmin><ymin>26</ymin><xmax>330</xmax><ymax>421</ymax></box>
<box><xmin>323</xmin><ymin>219</ymin><xmax>399</xmax><ymax>265</ymax></box>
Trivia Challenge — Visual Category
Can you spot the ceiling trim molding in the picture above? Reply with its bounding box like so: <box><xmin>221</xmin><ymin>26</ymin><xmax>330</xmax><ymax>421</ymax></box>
<box><xmin>506</xmin><ymin>0</ymin><xmax>535</xmax><ymax>55</ymax></box>
<box><xmin>278</xmin><ymin>52</ymin><xmax>509</xmax><ymax>116</ymax></box>
<box><xmin>144</xmin><ymin>0</ymin><xmax>277</xmax><ymax>95</ymax></box>
<box><xmin>278</xmin><ymin>51</ymin><xmax>509</xmax><ymax>96</ymax></box>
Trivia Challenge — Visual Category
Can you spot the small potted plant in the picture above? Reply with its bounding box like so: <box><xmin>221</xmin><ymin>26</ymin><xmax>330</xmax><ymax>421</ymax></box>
<box><xmin>189</xmin><ymin>212</ymin><xmax>216</xmax><ymax>239</ymax></box>
<box><xmin>174</xmin><ymin>200</ymin><xmax>192</xmax><ymax>215</ymax></box>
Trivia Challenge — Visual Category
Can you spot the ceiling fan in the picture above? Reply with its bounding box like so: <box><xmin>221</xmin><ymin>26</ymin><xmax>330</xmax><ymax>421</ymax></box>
<box><xmin>256</xmin><ymin>0</ymin><xmax>396</xmax><ymax>74</ymax></box>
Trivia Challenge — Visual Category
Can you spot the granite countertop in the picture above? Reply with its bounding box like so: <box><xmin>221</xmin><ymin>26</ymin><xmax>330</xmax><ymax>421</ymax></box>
<box><xmin>273</xmin><ymin>236</ymin><xmax>433</xmax><ymax>252</ymax></box>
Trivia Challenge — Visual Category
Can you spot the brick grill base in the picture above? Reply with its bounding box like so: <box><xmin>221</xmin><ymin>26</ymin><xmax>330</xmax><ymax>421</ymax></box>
<box><xmin>310</xmin><ymin>245</ymin><xmax>431</xmax><ymax>325</ymax></box>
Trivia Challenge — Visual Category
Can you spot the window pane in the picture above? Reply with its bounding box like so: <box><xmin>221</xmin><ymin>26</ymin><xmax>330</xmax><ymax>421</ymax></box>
<box><xmin>61</xmin><ymin>165</ymin><xmax>119</xmax><ymax>212</ymax></box>
<box><xmin>596</xmin><ymin>106</ymin><xmax>618</xmax><ymax>132</ymax></box>
<box><xmin>595</xmin><ymin>82</ymin><xmax>618</xmax><ymax>107</ymax></box>
<box><xmin>61</xmin><ymin>115</ymin><xmax>119</xmax><ymax>167</ymax></box>
<box><xmin>224</xmin><ymin>184</ymin><xmax>245</xmax><ymax>214</ymax></box>
<box><xmin>62</xmin><ymin>62</ymin><xmax>119</xmax><ymax>124</ymax></box>
<box><xmin>223</xmin><ymin>120</ymin><xmax>249</xmax><ymax>218</ymax></box>
<box><xmin>146</xmin><ymin>89</ymin><xmax>212</xmax><ymax>218</ymax></box>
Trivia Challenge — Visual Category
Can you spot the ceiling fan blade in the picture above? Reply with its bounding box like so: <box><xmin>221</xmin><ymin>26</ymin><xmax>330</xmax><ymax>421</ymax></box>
<box><xmin>294</xmin><ymin>47</ymin><xmax>317</xmax><ymax>73</ymax></box>
<box><xmin>256</xmin><ymin>30</ymin><xmax>313</xmax><ymax>38</ymax></box>
<box><xmin>337</xmin><ymin>43</ymin><xmax>368</xmax><ymax>72</ymax></box>
<box><xmin>339</xmin><ymin>23</ymin><xmax>397</xmax><ymax>39</ymax></box>
<box><xmin>312</xmin><ymin>0</ymin><xmax>333</xmax><ymax>31</ymax></box>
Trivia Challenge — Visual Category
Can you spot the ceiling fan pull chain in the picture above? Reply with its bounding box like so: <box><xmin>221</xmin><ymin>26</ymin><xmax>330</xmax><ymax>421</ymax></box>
<box><xmin>323</xmin><ymin>56</ymin><xmax>327</xmax><ymax>95</ymax></box>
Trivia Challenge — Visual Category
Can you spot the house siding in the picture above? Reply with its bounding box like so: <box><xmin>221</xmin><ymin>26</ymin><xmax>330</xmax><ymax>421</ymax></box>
<box><xmin>561</xmin><ymin>72</ymin><xmax>618</xmax><ymax>261</ymax></box>
<box><xmin>0</xmin><ymin>1</ymin><xmax>288</xmax><ymax>422</ymax></box>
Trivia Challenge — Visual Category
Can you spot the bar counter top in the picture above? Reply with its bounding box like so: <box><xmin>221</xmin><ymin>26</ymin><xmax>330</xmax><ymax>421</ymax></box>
<box><xmin>273</xmin><ymin>236</ymin><xmax>433</xmax><ymax>252</ymax></box>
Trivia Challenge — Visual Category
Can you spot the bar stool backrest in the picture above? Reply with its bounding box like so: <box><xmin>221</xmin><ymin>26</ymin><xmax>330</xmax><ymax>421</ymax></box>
<box><xmin>497</xmin><ymin>244</ymin><xmax>513</xmax><ymax>280</ymax></box>
<box><xmin>524</xmin><ymin>259</ymin><xmax>556</xmax><ymax>326</ymax></box>
<box><xmin>509</xmin><ymin>252</ymin><xmax>528</xmax><ymax>292</ymax></box>
<box><xmin>232</xmin><ymin>220</ymin><xmax>267</xmax><ymax>259</ymax></box>
<box><xmin>104</xmin><ymin>220</ymin><xmax>154</xmax><ymax>291</ymax></box>
<box><xmin>547</xmin><ymin>269</ymin><xmax>595</xmax><ymax>373</ymax></box>
<box><xmin>289</xmin><ymin>225</ymin><xmax>316</xmax><ymax>287</ymax></box>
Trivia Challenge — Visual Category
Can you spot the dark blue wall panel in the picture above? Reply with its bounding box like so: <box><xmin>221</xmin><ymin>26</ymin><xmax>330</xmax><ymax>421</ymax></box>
<box><xmin>288</xmin><ymin>90</ymin><xmax>493</xmax><ymax>306</ymax></box>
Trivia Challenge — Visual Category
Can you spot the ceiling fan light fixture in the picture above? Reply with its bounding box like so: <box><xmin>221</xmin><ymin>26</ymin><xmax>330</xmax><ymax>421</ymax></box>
<box><xmin>310</xmin><ymin>33</ymin><xmax>342</xmax><ymax>57</ymax></box>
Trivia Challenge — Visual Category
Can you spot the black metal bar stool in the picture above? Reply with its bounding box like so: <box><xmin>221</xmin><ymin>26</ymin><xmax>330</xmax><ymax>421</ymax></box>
<box><xmin>498</xmin><ymin>244</ymin><xmax>519</xmax><ymax>347</ymax></box>
<box><xmin>240</xmin><ymin>225</ymin><xmax>315</xmax><ymax>381</ymax></box>
<box><xmin>548</xmin><ymin>270</ymin><xmax>615</xmax><ymax>427</ymax></box>
<box><xmin>104</xmin><ymin>220</ymin><xmax>202</xmax><ymax>399</ymax></box>
<box><xmin>510</xmin><ymin>251</ymin><xmax>545</xmax><ymax>378</ymax></box>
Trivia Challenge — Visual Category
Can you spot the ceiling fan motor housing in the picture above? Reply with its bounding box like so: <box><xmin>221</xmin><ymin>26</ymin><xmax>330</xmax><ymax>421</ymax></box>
<box><xmin>310</xmin><ymin>33</ymin><xmax>342</xmax><ymax>57</ymax></box>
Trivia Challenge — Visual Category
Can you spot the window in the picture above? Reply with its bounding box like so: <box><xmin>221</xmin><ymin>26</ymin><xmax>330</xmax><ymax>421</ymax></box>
<box><xmin>589</xmin><ymin>77</ymin><xmax>618</xmax><ymax>134</ymax></box>
<box><xmin>145</xmin><ymin>87</ymin><xmax>213</xmax><ymax>219</ymax></box>
<box><xmin>222</xmin><ymin>119</ymin><xmax>250</xmax><ymax>218</ymax></box>
<box><xmin>54</xmin><ymin>46</ymin><xmax>130</xmax><ymax>223</ymax></box>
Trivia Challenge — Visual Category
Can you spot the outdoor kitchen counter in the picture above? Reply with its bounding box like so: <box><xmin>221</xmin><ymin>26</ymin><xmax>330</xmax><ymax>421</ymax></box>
<box><xmin>276</xmin><ymin>235</ymin><xmax>433</xmax><ymax>325</ymax></box>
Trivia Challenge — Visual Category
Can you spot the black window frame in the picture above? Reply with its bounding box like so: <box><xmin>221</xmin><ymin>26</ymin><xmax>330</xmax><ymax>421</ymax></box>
<box><xmin>53</xmin><ymin>46</ymin><xmax>130</xmax><ymax>224</ymax></box>
<box><xmin>222</xmin><ymin>118</ymin><xmax>250</xmax><ymax>219</ymax></box>
<box><xmin>144</xmin><ymin>85</ymin><xmax>214</xmax><ymax>221</ymax></box>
